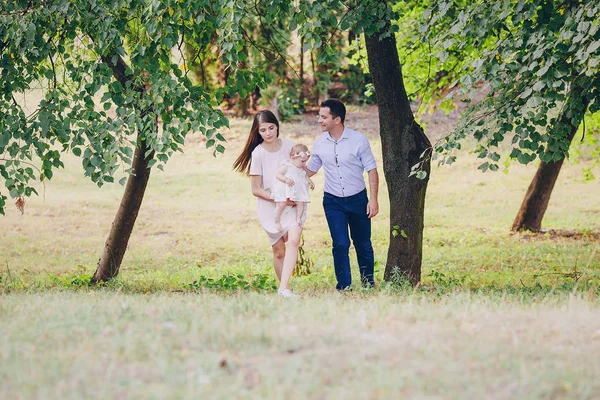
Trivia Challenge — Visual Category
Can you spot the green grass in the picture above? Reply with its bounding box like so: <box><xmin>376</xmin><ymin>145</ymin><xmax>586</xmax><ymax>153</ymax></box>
<box><xmin>1</xmin><ymin>108</ymin><xmax>600</xmax><ymax>398</ymax></box>
<box><xmin>2</xmin><ymin>108</ymin><xmax>598</xmax><ymax>292</ymax></box>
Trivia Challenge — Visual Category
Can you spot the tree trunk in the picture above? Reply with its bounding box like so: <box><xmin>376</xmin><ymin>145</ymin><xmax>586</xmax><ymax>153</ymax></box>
<box><xmin>218</xmin><ymin>56</ymin><xmax>232</xmax><ymax>107</ymax></box>
<box><xmin>238</xmin><ymin>44</ymin><xmax>250</xmax><ymax>116</ymax></box>
<box><xmin>365</xmin><ymin>24</ymin><xmax>432</xmax><ymax>285</ymax></box>
<box><xmin>92</xmin><ymin>137</ymin><xmax>153</xmax><ymax>282</ymax></box>
<box><xmin>511</xmin><ymin>85</ymin><xmax>590</xmax><ymax>232</ymax></box>
<box><xmin>184</xmin><ymin>42</ymin><xmax>205</xmax><ymax>86</ymax></box>
<box><xmin>299</xmin><ymin>35</ymin><xmax>305</xmax><ymax>104</ymax></box>
<box><xmin>92</xmin><ymin>54</ymin><xmax>154</xmax><ymax>283</ymax></box>
<box><xmin>310</xmin><ymin>51</ymin><xmax>318</xmax><ymax>104</ymax></box>
<box><xmin>511</xmin><ymin>157</ymin><xmax>569</xmax><ymax>232</ymax></box>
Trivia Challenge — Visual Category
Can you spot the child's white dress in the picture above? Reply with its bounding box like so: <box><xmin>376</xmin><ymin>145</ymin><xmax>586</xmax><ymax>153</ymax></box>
<box><xmin>272</xmin><ymin>161</ymin><xmax>311</xmax><ymax>203</ymax></box>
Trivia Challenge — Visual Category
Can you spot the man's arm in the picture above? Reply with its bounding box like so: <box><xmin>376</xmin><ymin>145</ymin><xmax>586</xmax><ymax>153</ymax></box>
<box><xmin>305</xmin><ymin>141</ymin><xmax>321</xmax><ymax>178</ymax></box>
<box><xmin>304</xmin><ymin>167</ymin><xmax>317</xmax><ymax>178</ymax></box>
<box><xmin>366</xmin><ymin>168</ymin><xmax>379</xmax><ymax>218</ymax></box>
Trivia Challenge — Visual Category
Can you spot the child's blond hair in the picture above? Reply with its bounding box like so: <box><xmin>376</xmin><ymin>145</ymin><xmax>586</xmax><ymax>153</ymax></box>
<box><xmin>290</xmin><ymin>143</ymin><xmax>310</xmax><ymax>158</ymax></box>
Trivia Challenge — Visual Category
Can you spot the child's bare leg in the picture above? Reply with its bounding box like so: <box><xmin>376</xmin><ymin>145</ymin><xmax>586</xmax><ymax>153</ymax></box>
<box><xmin>295</xmin><ymin>202</ymin><xmax>306</xmax><ymax>225</ymax></box>
<box><xmin>274</xmin><ymin>202</ymin><xmax>286</xmax><ymax>231</ymax></box>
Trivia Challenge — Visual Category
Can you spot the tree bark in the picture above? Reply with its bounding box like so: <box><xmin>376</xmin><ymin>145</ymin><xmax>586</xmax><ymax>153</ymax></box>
<box><xmin>238</xmin><ymin>44</ymin><xmax>250</xmax><ymax>116</ymax></box>
<box><xmin>511</xmin><ymin>84</ymin><xmax>590</xmax><ymax>232</ymax></box>
<box><xmin>365</xmin><ymin>24</ymin><xmax>432</xmax><ymax>285</ymax></box>
<box><xmin>92</xmin><ymin>54</ymin><xmax>154</xmax><ymax>283</ymax></box>
<box><xmin>299</xmin><ymin>35</ymin><xmax>305</xmax><ymax>104</ymax></box>
<box><xmin>92</xmin><ymin>137</ymin><xmax>153</xmax><ymax>282</ymax></box>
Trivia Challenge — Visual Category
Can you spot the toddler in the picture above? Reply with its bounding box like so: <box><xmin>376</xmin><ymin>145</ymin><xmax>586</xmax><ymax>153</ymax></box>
<box><xmin>272</xmin><ymin>143</ymin><xmax>314</xmax><ymax>231</ymax></box>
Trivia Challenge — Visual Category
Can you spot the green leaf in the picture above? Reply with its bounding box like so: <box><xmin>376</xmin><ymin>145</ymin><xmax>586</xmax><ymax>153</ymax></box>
<box><xmin>537</xmin><ymin>64</ymin><xmax>550</xmax><ymax>77</ymax></box>
<box><xmin>0</xmin><ymin>131</ymin><xmax>11</xmax><ymax>147</ymax></box>
<box><xmin>90</xmin><ymin>155</ymin><xmax>102</xmax><ymax>168</ymax></box>
<box><xmin>121</xmin><ymin>147</ymin><xmax>133</xmax><ymax>158</ymax></box>
<box><xmin>520</xmin><ymin>87</ymin><xmax>533</xmax><ymax>99</ymax></box>
<box><xmin>442</xmin><ymin>38</ymin><xmax>454</xmax><ymax>49</ymax></box>
<box><xmin>110</xmin><ymin>81</ymin><xmax>122</xmax><ymax>94</ymax></box>
<box><xmin>173</xmin><ymin>135</ymin><xmax>185</xmax><ymax>145</ymax></box>
<box><xmin>526</xmin><ymin>96</ymin><xmax>543</xmax><ymax>108</ymax></box>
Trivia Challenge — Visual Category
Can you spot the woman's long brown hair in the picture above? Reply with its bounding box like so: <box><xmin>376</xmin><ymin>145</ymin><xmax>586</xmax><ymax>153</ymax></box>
<box><xmin>232</xmin><ymin>110</ymin><xmax>280</xmax><ymax>175</ymax></box>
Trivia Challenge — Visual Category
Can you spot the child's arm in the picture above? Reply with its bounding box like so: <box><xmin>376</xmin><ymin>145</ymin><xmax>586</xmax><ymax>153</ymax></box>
<box><xmin>275</xmin><ymin>165</ymin><xmax>294</xmax><ymax>186</ymax></box>
<box><xmin>275</xmin><ymin>165</ymin><xmax>288</xmax><ymax>183</ymax></box>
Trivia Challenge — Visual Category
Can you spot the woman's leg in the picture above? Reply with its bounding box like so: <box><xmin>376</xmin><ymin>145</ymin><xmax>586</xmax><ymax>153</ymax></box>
<box><xmin>272</xmin><ymin>238</ymin><xmax>286</xmax><ymax>282</ymax></box>
<box><xmin>278</xmin><ymin>225</ymin><xmax>302</xmax><ymax>291</ymax></box>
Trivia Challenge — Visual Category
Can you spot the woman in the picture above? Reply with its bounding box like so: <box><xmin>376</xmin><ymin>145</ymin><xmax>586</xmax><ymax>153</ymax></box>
<box><xmin>233</xmin><ymin>110</ymin><xmax>306</xmax><ymax>298</ymax></box>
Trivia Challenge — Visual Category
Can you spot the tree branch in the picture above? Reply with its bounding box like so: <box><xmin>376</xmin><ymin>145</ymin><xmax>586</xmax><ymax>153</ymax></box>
<box><xmin>48</xmin><ymin>51</ymin><xmax>57</xmax><ymax>90</ymax></box>
<box><xmin>249</xmin><ymin>0</ymin><xmax>300</xmax><ymax>80</ymax></box>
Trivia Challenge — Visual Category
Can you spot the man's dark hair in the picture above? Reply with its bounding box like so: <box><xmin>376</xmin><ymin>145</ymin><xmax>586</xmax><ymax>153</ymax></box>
<box><xmin>320</xmin><ymin>98</ymin><xmax>346</xmax><ymax>124</ymax></box>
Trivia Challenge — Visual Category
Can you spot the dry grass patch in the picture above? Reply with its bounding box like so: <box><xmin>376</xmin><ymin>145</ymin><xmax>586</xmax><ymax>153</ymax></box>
<box><xmin>1</xmin><ymin>292</ymin><xmax>599</xmax><ymax>399</ymax></box>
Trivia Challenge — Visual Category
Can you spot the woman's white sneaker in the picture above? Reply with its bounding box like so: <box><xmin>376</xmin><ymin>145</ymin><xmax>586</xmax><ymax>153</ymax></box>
<box><xmin>277</xmin><ymin>289</ymin><xmax>298</xmax><ymax>298</ymax></box>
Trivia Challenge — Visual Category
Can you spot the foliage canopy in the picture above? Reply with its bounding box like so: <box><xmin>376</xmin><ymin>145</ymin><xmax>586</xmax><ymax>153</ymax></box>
<box><xmin>0</xmin><ymin>0</ymin><xmax>277</xmax><ymax>214</ymax></box>
<box><xmin>422</xmin><ymin>0</ymin><xmax>600</xmax><ymax>171</ymax></box>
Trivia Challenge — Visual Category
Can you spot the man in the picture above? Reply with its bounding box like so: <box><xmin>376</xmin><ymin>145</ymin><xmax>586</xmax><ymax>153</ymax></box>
<box><xmin>306</xmin><ymin>99</ymin><xmax>379</xmax><ymax>290</ymax></box>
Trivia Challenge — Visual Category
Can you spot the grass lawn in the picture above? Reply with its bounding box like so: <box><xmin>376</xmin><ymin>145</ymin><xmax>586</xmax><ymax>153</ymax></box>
<box><xmin>2</xmin><ymin>106</ymin><xmax>598</xmax><ymax>290</ymax></box>
<box><xmin>1</xmin><ymin>292</ymin><xmax>599</xmax><ymax>399</ymax></box>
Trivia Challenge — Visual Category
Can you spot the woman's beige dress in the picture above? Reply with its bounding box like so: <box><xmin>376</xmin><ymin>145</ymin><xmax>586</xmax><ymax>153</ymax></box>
<box><xmin>250</xmin><ymin>139</ymin><xmax>308</xmax><ymax>245</ymax></box>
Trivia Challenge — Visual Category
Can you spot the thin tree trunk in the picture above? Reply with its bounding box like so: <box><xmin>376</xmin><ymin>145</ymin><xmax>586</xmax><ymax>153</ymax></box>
<box><xmin>239</xmin><ymin>44</ymin><xmax>250</xmax><ymax>116</ymax></box>
<box><xmin>218</xmin><ymin>56</ymin><xmax>232</xmax><ymax>107</ymax></box>
<box><xmin>511</xmin><ymin>84</ymin><xmax>590</xmax><ymax>232</ymax></box>
<box><xmin>92</xmin><ymin>54</ymin><xmax>155</xmax><ymax>283</ymax></box>
<box><xmin>299</xmin><ymin>35</ymin><xmax>305</xmax><ymax>104</ymax></box>
<box><xmin>511</xmin><ymin>156</ymin><xmax>569</xmax><ymax>232</ymax></box>
<box><xmin>310</xmin><ymin>51</ymin><xmax>318</xmax><ymax>104</ymax></box>
<box><xmin>184</xmin><ymin>42</ymin><xmax>204</xmax><ymax>86</ymax></box>
<box><xmin>365</xmin><ymin>23</ymin><xmax>432</xmax><ymax>285</ymax></box>
<box><xmin>92</xmin><ymin>136</ymin><xmax>153</xmax><ymax>282</ymax></box>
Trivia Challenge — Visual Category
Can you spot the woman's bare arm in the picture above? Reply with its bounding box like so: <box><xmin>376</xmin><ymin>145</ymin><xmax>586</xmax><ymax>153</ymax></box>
<box><xmin>251</xmin><ymin>175</ymin><xmax>273</xmax><ymax>201</ymax></box>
